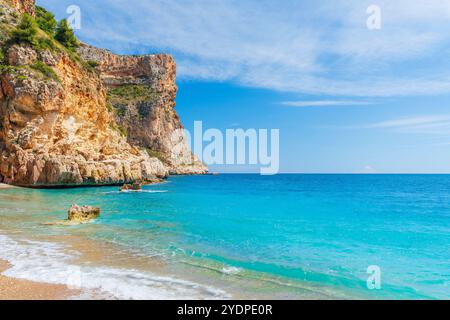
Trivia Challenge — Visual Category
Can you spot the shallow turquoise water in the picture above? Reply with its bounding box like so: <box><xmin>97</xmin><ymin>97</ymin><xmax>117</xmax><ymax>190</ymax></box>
<box><xmin>1</xmin><ymin>174</ymin><xmax>449</xmax><ymax>299</ymax></box>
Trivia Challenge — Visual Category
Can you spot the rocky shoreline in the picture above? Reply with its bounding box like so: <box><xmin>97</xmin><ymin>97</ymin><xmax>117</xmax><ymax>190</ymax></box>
<box><xmin>0</xmin><ymin>0</ymin><xmax>207</xmax><ymax>189</ymax></box>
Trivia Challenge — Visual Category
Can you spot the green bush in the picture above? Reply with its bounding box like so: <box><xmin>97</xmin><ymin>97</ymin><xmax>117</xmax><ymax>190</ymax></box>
<box><xmin>36</xmin><ymin>6</ymin><xmax>57</xmax><ymax>36</ymax></box>
<box><xmin>55</xmin><ymin>19</ymin><xmax>79</xmax><ymax>51</ymax></box>
<box><xmin>35</xmin><ymin>36</ymin><xmax>56</xmax><ymax>51</ymax></box>
<box><xmin>87</xmin><ymin>60</ymin><xmax>99</xmax><ymax>68</ymax></box>
<box><xmin>116</xmin><ymin>106</ymin><xmax>126</xmax><ymax>117</ymax></box>
<box><xmin>30</xmin><ymin>61</ymin><xmax>59</xmax><ymax>81</ymax></box>
<box><xmin>117</xmin><ymin>125</ymin><xmax>127</xmax><ymax>137</ymax></box>
<box><xmin>145</xmin><ymin>148</ymin><xmax>168</xmax><ymax>164</ymax></box>
<box><xmin>107</xmin><ymin>85</ymin><xmax>159</xmax><ymax>104</ymax></box>
<box><xmin>11</xmin><ymin>13</ymin><xmax>38</xmax><ymax>46</ymax></box>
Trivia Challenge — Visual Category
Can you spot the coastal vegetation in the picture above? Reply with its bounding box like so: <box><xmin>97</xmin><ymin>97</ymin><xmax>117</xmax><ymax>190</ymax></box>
<box><xmin>145</xmin><ymin>148</ymin><xmax>168</xmax><ymax>164</ymax></box>
<box><xmin>0</xmin><ymin>6</ymin><xmax>88</xmax><ymax>80</ymax></box>
<box><xmin>30</xmin><ymin>60</ymin><xmax>58</xmax><ymax>81</ymax></box>
<box><xmin>54</xmin><ymin>19</ymin><xmax>79</xmax><ymax>52</ymax></box>
<box><xmin>10</xmin><ymin>13</ymin><xmax>37</xmax><ymax>46</ymax></box>
<box><xmin>107</xmin><ymin>84</ymin><xmax>159</xmax><ymax>105</ymax></box>
<box><xmin>35</xmin><ymin>5</ymin><xmax>56</xmax><ymax>36</ymax></box>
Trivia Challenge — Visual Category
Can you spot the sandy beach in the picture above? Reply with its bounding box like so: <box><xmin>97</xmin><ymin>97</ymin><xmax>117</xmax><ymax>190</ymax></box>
<box><xmin>0</xmin><ymin>184</ymin><xmax>16</xmax><ymax>189</ymax></box>
<box><xmin>0</xmin><ymin>259</ymin><xmax>79</xmax><ymax>300</ymax></box>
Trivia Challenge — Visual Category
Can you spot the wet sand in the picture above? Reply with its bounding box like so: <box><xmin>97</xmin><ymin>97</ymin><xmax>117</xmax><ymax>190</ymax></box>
<box><xmin>0</xmin><ymin>184</ymin><xmax>16</xmax><ymax>189</ymax></box>
<box><xmin>0</xmin><ymin>259</ymin><xmax>79</xmax><ymax>300</ymax></box>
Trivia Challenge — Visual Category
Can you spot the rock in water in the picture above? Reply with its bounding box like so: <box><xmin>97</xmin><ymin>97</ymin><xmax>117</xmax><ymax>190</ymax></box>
<box><xmin>120</xmin><ymin>182</ymin><xmax>143</xmax><ymax>191</ymax></box>
<box><xmin>132</xmin><ymin>182</ymin><xmax>143</xmax><ymax>190</ymax></box>
<box><xmin>120</xmin><ymin>184</ymin><xmax>132</xmax><ymax>191</ymax></box>
<box><xmin>68</xmin><ymin>204</ymin><xmax>100</xmax><ymax>223</ymax></box>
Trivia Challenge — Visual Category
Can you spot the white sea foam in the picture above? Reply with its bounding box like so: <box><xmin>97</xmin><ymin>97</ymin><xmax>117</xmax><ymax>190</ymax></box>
<box><xmin>222</xmin><ymin>266</ymin><xmax>242</xmax><ymax>275</ymax></box>
<box><xmin>102</xmin><ymin>190</ymin><xmax>168</xmax><ymax>194</ymax></box>
<box><xmin>0</xmin><ymin>234</ymin><xmax>230</xmax><ymax>300</ymax></box>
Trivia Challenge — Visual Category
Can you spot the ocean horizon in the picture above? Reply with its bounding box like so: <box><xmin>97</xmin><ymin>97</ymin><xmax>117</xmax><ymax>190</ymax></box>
<box><xmin>1</xmin><ymin>174</ymin><xmax>448</xmax><ymax>299</ymax></box>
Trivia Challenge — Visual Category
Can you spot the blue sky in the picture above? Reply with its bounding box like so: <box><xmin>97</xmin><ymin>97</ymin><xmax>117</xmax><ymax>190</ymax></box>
<box><xmin>38</xmin><ymin>0</ymin><xmax>450</xmax><ymax>173</ymax></box>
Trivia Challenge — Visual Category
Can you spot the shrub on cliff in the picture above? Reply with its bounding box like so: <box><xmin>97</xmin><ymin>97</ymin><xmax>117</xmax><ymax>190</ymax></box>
<box><xmin>36</xmin><ymin>6</ymin><xmax>57</xmax><ymax>36</ymax></box>
<box><xmin>31</xmin><ymin>61</ymin><xmax>59</xmax><ymax>81</ymax></box>
<box><xmin>11</xmin><ymin>13</ymin><xmax>38</xmax><ymax>46</ymax></box>
<box><xmin>55</xmin><ymin>19</ymin><xmax>79</xmax><ymax>51</ymax></box>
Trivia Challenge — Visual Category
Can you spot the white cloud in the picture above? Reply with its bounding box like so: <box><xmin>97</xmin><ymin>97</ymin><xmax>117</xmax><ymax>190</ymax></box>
<box><xmin>281</xmin><ymin>100</ymin><xmax>374</xmax><ymax>107</ymax></box>
<box><xmin>367</xmin><ymin>115</ymin><xmax>450</xmax><ymax>128</ymax></box>
<box><xmin>364</xmin><ymin>115</ymin><xmax>450</xmax><ymax>134</ymax></box>
<box><xmin>41</xmin><ymin>0</ymin><xmax>450</xmax><ymax>97</ymax></box>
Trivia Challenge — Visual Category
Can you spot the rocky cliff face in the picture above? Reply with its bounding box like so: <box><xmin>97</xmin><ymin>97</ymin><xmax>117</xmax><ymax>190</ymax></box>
<box><xmin>7</xmin><ymin>0</ymin><xmax>34</xmax><ymax>16</ymax></box>
<box><xmin>0</xmin><ymin>0</ymin><xmax>204</xmax><ymax>187</ymax></box>
<box><xmin>78</xmin><ymin>44</ymin><xmax>207</xmax><ymax>175</ymax></box>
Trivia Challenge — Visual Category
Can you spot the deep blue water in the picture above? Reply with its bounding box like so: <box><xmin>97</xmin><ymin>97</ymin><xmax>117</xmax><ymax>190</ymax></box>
<box><xmin>1</xmin><ymin>174</ymin><xmax>449</xmax><ymax>299</ymax></box>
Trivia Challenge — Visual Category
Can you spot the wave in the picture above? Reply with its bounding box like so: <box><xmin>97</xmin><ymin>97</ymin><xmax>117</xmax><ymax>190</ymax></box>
<box><xmin>0</xmin><ymin>234</ymin><xmax>229</xmax><ymax>300</ymax></box>
<box><xmin>221</xmin><ymin>266</ymin><xmax>242</xmax><ymax>275</ymax></box>
<box><xmin>101</xmin><ymin>190</ymin><xmax>168</xmax><ymax>194</ymax></box>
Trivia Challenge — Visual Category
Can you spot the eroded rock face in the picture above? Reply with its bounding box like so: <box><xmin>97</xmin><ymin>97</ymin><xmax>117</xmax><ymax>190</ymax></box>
<box><xmin>0</xmin><ymin>43</ymin><xmax>168</xmax><ymax>187</ymax></box>
<box><xmin>78</xmin><ymin>44</ymin><xmax>208</xmax><ymax>175</ymax></box>
<box><xmin>0</xmin><ymin>0</ymin><xmax>205</xmax><ymax>188</ymax></box>
<box><xmin>68</xmin><ymin>204</ymin><xmax>100</xmax><ymax>223</ymax></box>
<box><xmin>7</xmin><ymin>0</ymin><xmax>35</xmax><ymax>16</ymax></box>
<box><xmin>7</xmin><ymin>45</ymin><xmax>38</xmax><ymax>66</ymax></box>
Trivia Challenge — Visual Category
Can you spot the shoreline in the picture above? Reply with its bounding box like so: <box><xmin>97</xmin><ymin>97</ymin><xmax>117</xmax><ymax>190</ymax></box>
<box><xmin>0</xmin><ymin>231</ymin><xmax>234</xmax><ymax>300</ymax></box>
<box><xmin>0</xmin><ymin>259</ymin><xmax>79</xmax><ymax>300</ymax></box>
<box><xmin>0</xmin><ymin>183</ymin><xmax>17</xmax><ymax>189</ymax></box>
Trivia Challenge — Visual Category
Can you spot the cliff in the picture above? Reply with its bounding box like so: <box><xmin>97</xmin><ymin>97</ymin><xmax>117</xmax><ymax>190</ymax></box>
<box><xmin>0</xmin><ymin>0</ymin><xmax>206</xmax><ymax>187</ymax></box>
<box><xmin>7</xmin><ymin>0</ymin><xmax>34</xmax><ymax>16</ymax></box>
<box><xmin>78</xmin><ymin>44</ymin><xmax>207</xmax><ymax>175</ymax></box>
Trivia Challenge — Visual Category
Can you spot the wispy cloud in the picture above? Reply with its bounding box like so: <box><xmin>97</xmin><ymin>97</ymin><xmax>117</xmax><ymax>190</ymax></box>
<box><xmin>40</xmin><ymin>0</ymin><xmax>450</xmax><ymax>97</ymax></box>
<box><xmin>281</xmin><ymin>100</ymin><xmax>374</xmax><ymax>107</ymax></box>
<box><xmin>364</xmin><ymin>115</ymin><xmax>450</xmax><ymax>134</ymax></box>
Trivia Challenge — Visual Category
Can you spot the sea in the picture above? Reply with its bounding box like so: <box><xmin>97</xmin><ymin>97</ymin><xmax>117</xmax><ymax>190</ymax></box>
<box><xmin>0</xmin><ymin>174</ymin><xmax>449</xmax><ymax>299</ymax></box>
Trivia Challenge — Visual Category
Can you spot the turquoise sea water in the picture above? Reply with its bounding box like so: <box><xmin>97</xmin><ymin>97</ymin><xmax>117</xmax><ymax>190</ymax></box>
<box><xmin>0</xmin><ymin>174</ymin><xmax>449</xmax><ymax>299</ymax></box>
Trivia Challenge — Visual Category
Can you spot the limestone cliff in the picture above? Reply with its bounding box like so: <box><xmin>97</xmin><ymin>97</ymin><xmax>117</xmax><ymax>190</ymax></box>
<box><xmin>7</xmin><ymin>0</ymin><xmax>34</xmax><ymax>16</ymax></box>
<box><xmin>0</xmin><ymin>0</ymin><xmax>205</xmax><ymax>187</ymax></box>
<box><xmin>78</xmin><ymin>44</ymin><xmax>207</xmax><ymax>175</ymax></box>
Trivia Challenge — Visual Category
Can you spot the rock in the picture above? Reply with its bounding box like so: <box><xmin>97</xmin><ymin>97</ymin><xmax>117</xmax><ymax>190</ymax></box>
<box><xmin>120</xmin><ymin>184</ymin><xmax>132</xmax><ymax>191</ymax></box>
<box><xmin>120</xmin><ymin>182</ymin><xmax>142</xmax><ymax>191</ymax></box>
<box><xmin>8</xmin><ymin>0</ymin><xmax>35</xmax><ymax>16</ymax></box>
<box><xmin>132</xmin><ymin>182</ymin><xmax>143</xmax><ymax>190</ymax></box>
<box><xmin>39</xmin><ymin>50</ymin><xmax>60</xmax><ymax>66</ymax></box>
<box><xmin>0</xmin><ymin>43</ymin><xmax>169</xmax><ymax>187</ymax></box>
<box><xmin>0</xmin><ymin>1</ymin><xmax>205</xmax><ymax>188</ymax></box>
<box><xmin>7</xmin><ymin>45</ymin><xmax>37</xmax><ymax>66</ymax></box>
<box><xmin>78</xmin><ymin>44</ymin><xmax>208</xmax><ymax>175</ymax></box>
<box><xmin>68</xmin><ymin>204</ymin><xmax>100</xmax><ymax>223</ymax></box>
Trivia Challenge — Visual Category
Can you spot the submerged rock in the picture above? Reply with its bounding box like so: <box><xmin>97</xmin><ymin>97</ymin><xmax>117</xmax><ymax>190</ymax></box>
<box><xmin>67</xmin><ymin>204</ymin><xmax>100</xmax><ymax>223</ymax></box>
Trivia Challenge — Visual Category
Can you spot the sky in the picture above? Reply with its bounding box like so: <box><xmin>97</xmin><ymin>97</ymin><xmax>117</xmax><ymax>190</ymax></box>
<box><xmin>37</xmin><ymin>0</ymin><xmax>450</xmax><ymax>173</ymax></box>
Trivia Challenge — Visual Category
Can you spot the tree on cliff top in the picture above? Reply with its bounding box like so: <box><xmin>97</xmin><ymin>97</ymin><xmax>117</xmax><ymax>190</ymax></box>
<box><xmin>11</xmin><ymin>13</ymin><xmax>38</xmax><ymax>46</ymax></box>
<box><xmin>55</xmin><ymin>19</ymin><xmax>79</xmax><ymax>51</ymax></box>
<box><xmin>36</xmin><ymin>6</ymin><xmax>57</xmax><ymax>36</ymax></box>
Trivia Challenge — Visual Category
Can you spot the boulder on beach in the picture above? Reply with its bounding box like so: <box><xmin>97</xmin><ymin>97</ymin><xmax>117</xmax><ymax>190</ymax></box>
<box><xmin>43</xmin><ymin>204</ymin><xmax>101</xmax><ymax>226</ymax></box>
<box><xmin>68</xmin><ymin>204</ymin><xmax>101</xmax><ymax>223</ymax></box>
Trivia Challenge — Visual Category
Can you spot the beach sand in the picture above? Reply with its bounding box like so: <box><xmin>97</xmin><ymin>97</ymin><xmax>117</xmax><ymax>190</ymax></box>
<box><xmin>0</xmin><ymin>259</ymin><xmax>79</xmax><ymax>300</ymax></box>
<box><xmin>0</xmin><ymin>183</ymin><xmax>15</xmax><ymax>189</ymax></box>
